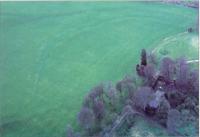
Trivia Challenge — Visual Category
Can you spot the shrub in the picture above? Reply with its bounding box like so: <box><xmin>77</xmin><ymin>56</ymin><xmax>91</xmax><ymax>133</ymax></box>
<box><xmin>145</xmin><ymin>90</ymin><xmax>164</xmax><ymax>116</ymax></box>
<box><xmin>88</xmin><ymin>84</ymin><xmax>104</xmax><ymax>101</ymax></box>
<box><xmin>156</xmin><ymin>98</ymin><xmax>171</xmax><ymax>126</ymax></box>
<box><xmin>167</xmin><ymin>109</ymin><xmax>181</xmax><ymax>135</ymax></box>
<box><xmin>92</xmin><ymin>99</ymin><xmax>105</xmax><ymax>121</ymax></box>
<box><xmin>107</xmin><ymin>86</ymin><xmax>118</xmax><ymax>100</ymax></box>
<box><xmin>166</xmin><ymin>90</ymin><xmax>185</xmax><ymax>108</ymax></box>
<box><xmin>83</xmin><ymin>84</ymin><xmax>104</xmax><ymax>108</ymax></box>
<box><xmin>160</xmin><ymin>57</ymin><xmax>175</xmax><ymax>83</ymax></box>
<box><xmin>183</xmin><ymin>96</ymin><xmax>198</xmax><ymax>113</ymax></box>
<box><xmin>116</xmin><ymin>80</ymin><xmax>123</xmax><ymax>92</ymax></box>
<box><xmin>115</xmin><ymin>78</ymin><xmax>136</xmax><ymax>104</ymax></box>
<box><xmin>103</xmin><ymin>83</ymin><xmax>119</xmax><ymax>109</ymax></box>
<box><xmin>83</xmin><ymin>96</ymin><xmax>91</xmax><ymax>108</ymax></box>
<box><xmin>71</xmin><ymin>49</ymin><xmax>198</xmax><ymax>137</ymax></box>
<box><xmin>175</xmin><ymin>58</ymin><xmax>189</xmax><ymax>91</ymax></box>
<box><xmin>133</xmin><ymin>86</ymin><xmax>153</xmax><ymax>111</ymax></box>
<box><xmin>141</xmin><ymin>49</ymin><xmax>147</xmax><ymax>66</ymax></box>
<box><xmin>148</xmin><ymin>53</ymin><xmax>158</xmax><ymax>66</ymax></box>
<box><xmin>101</xmin><ymin>111</ymin><xmax>118</xmax><ymax>128</ymax></box>
<box><xmin>104</xmin><ymin>83</ymin><xmax>117</xmax><ymax>98</ymax></box>
<box><xmin>188</xmin><ymin>69</ymin><xmax>199</xmax><ymax>95</ymax></box>
<box><xmin>122</xmin><ymin>105</ymin><xmax>134</xmax><ymax>114</ymax></box>
<box><xmin>125</xmin><ymin>99</ymin><xmax>135</xmax><ymax>107</ymax></box>
<box><xmin>66</xmin><ymin>125</ymin><xmax>75</xmax><ymax>137</ymax></box>
<box><xmin>66</xmin><ymin>125</ymin><xmax>81</xmax><ymax>137</ymax></box>
<box><xmin>124</xmin><ymin>77</ymin><xmax>136</xmax><ymax>91</ymax></box>
<box><xmin>78</xmin><ymin>107</ymin><xmax>95</xmax><ymax>130</ymax></box>
<box><xmin>143</xmin><ymin>64</ymin><xmax>156</xmax><ymax>86</ymax></box>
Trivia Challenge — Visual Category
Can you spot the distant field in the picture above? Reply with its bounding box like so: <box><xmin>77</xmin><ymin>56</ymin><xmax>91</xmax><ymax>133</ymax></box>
<box><xmin>0</xmin><ymin>2</ymin><xmax>198</xmax><ymax>137</ymax></box>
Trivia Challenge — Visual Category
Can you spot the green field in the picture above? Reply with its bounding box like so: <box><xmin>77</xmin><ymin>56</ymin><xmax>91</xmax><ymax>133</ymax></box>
<box><xmin>0</xmin><ymin>2</ymin><xmax>198</xmax><ymax>137</ymax></box>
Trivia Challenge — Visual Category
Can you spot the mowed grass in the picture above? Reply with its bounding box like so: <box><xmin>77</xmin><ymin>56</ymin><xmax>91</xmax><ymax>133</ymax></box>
<box><xmin>0</xmin><ymin>2</ymin><xmax>198</xmax><ymax>137</ymax></box>
<box><xmin>153</xmin><ymin>32</ymin><xmax>199</xmax><ymax>61</ymax></box>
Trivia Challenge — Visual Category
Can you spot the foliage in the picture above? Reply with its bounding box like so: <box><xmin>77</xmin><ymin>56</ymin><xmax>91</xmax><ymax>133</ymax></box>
<box><xmin>68</xmin><ymin>49</ymin><xmax>199</xmax><ymax>137</ymax></box>
<box><xmin>155</xmin><ymin>97</ymin><xmax>171</xmax><ymax>126</ymax></box>
<box><xmin>133</xmin><ymin>86</ymin><xmax>153</xmax><ymax>111</ymax></box>
<box><xmin>78</xmin><ymin>107</ymin><xmax>95</xmax><ymax>130</ymax></box>
<box><xmin>188</xmin><ymin>69</ymin><xmax>199</xmax><ymax>95</ymax></box>
<box><xmin>92</xmin><ymin>100</ymin><xmax>105</xmax><ymax>121</ymax></box>
<box><xmin>160</xmin><ymin>57</ymin><xmax>175</xmax><ymax>83</ymax></box>
<box><xmin>148</xmin><ymin>53</ymin><xmax>158</xmax><ymax>66</ymax></box>
<box><xmin>66</xmin><ymin>125</ymin><xmax>75</xmax><ymax>137</ymax></box>
<box><xmin>165</xmin><ymin>90</ymin><xmax>185</xmax><ymax>108</ymax></box>
<box><xmin>66</xmin><ymin>125</ymin><xmax>80</xmax><ymax>137</ymax></box>
<box><xmin>141</xmin><ymin>49</ymin><xmax>147</xmax><ymax>66</ymax></box>
<box><xmin>176</xmin><ymin>58</ymin><xmax>190</xmax><ymax>91</ymax></box>
<box><xmin>143</xmin><ymin>64</ymin><xmax>156</xmax><ymax>86</ymax></box>
<box><xmin>167</xmin><ymin>109</ymin><xmax>181</xmax><ymax>135</ymax></box>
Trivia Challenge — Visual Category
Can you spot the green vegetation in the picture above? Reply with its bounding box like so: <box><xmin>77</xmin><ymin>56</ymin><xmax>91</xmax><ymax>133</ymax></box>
<box><xmin>69</xmin><ymin>49</ymin><xmax>198</xmax><ymax>137</ymax></box>
<box><xmin>0</xmin><ymin>2</ymin><xmax>198</xmax><ymax>137</ymax></box>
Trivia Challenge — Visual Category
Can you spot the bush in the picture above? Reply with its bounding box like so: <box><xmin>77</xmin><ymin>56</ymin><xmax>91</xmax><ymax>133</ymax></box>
<box><xmin>88</xmin><ymin>84</ymin><xmax>104</xmax><ymax>101</ymax></box>
<box><xmin>188</xmin><ymin>69</ymin><xmax>199</xmax><ymax>95</ymax></box>
<box><xmin>141</xmin><ymin>49</ymin><xmax>147</xmax><ymax>66</ymax></box>
<box><xmin>92</xmin><ymin>99</ymin><xmax>105</xmax><ymax>121</ymax></box>
<box><xmin>66</xmin><ymin>125</ymin><xmax>80</xmax><ymax>137</ymax></box>
<box><xmin>167</xmin><ymin>90</ymin><xmax>186</xmax><ymax>108</ymax></box>
<box><xmin>122</xmin><ymin>105</ymin><xmax>134</xmax><ymax>114</ymax></box>
<box><xmin>143</xmin><ymin>64</ymin><xmax>156</xmax><ymax>86</ymax></box>
<box><xmin>160</xmin><ymin>57</ymin><xmax>175</xmax><ymax>83</ymax></box>
<box><xmin>78</xmin><ymin>107</ymin><xmax>95</xmax><ymax>130</ymax></box>
<box><xmin>66</xmin><ymin>125</ymin><xmax>75</xmax><ymax>137</ymax></box>
<box><xmin>103</xmin><ymin>83</ymin><xmax>119</xmax><ymax>111</ymax></box>
<box><xmin>83</xmin><ymin>84</ymin><xmax>104</xmax><ymax>108</ymax></box>
<box><xmin>118</xmin><ymin>76</ymin><xmax>136</xmax><ymax>95</ymax></box>
<box><xmin>148</xmin><ymin>53</ymin><xmax>158</xmax><ymax>66</ymax></box>
<box><xmin>156</xmin><ymin>98</ymin><xmax>171</xmax><ymax>126</ymax></box>
<box><xmin>70</xmin><ymin>49</ymin><xmax>198</xmax><ymax>137</ymax></box>
<box><xmin>175</xmin><ymin>58</ymin><xmax>189</xmax><ymax>91</ymax></box>
<box><xmin>133</xmin><ymin>86</ymin><xmax>153</xmax><ymax>111</ymax></box>
<box><xmin>101</xmin><ymin>111</ymin><xmax>118</xmax><ymax>129</ymax></box>
<box><xmin>116</xmin><ymin>80</ymin><xmax>123</xmax><ymax>92</ymax></box>
<box><xmin>167</xmin><ymin>109</ymin><xmax>181</xmax><ymax>135</ymax></box>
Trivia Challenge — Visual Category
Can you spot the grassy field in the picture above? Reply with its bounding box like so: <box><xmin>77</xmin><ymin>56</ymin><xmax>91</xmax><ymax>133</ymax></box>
<box><xmin>0</xmin><ymin>2</ymin><xmax>198</xmax><ymax>137</ymax></box>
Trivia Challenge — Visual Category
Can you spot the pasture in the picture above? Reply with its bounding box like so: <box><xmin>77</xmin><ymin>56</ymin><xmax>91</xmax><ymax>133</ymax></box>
<box><xmin>0</xmin><ymin>2</ymin><xmax>198</xmax><ymax>137</ymax></box>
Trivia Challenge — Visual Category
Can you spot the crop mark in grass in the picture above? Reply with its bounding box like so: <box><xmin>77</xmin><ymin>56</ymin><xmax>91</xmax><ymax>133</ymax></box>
<box><xmin>151</xmin><ymin>31</ymin><xmax>188</xmax><ymax>54</ymax></box>
<box><xmin>0</xmin><ymin>10</ymin><xmax>89</xmax><ymax>27</ymax></box>
<box><xmin>191</xmin><ymin>36</ymin><xmax>199</xmax><ymax>48</ymax></box>
<box><xmin>1</xmin><ymin>6</ymin><xmax>147</xmax><ymax>29</ymax></box>
<box><xmin>35</xmin><ymin>43</ymin><xmax>49</xmax><ymax>83</ymax></box>
<box><xmin>66</xmin><ymin>16</ymin><xmax>140</xmax><ymax>43</ymax></box>
<box><xmin>1</xmin><ymin>3</ymin><xmax>198</xmax><ymax>137</ymax></box>
<box><xmin>87</xmin><ymin>41</ymin><xmax>135</xmax><ymax>79</ymax></box>
<box><xmin>31</xmin><ymin>41</ymin><xmax>53</xmax><ymax>102</ymax></box>
<box><xmin>66</xmin><ymin>11</ymin><xmax>173</xmax><ymax>42</ymax></box>
<box><xmin>33</xmin><ymin>25</ymin><xmax>63</xmax><ymax>93</ymax></box>
<box><xmin>0</xmin><ymin>119</ymin><xmax>28</xmax><ymax>136</ymax></box>
<box><xmin>187</xmin><ymin>59</ymin><xmax>199</xmax><ymax>64</ymax></box>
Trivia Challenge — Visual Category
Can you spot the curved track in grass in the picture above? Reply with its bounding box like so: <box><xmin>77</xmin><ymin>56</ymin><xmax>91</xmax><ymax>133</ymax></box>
<box><xmin>151</xmin><ymin>31</ymin><xmax>198</xmax><ymax>61</ymax></box>
<box><xmin>0</xmin><ymin>2</ymin><xmax>198</xmax><ymax>137</ymax></box>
